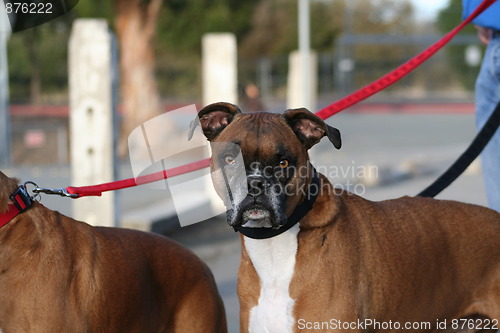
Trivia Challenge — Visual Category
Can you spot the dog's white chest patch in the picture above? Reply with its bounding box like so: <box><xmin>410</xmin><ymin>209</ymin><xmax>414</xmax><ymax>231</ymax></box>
<box><xmin>244</xmin><ymin>224</ymin><xmax>299</xmax><ymax>333</ymax></box>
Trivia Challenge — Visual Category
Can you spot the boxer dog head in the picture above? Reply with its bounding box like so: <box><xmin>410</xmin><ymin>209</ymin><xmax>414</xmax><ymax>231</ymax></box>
<box><xmin>198</xmin><ymin>102</ymin><xmax>341</xmax><ymax>229</ymax></box>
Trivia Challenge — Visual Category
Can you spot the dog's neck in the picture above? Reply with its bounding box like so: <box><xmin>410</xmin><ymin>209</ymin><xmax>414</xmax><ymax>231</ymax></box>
<box><xmin>294</xmin><ymin>172</ymin><xmax>343</xmax><ymax>230</ymax></box>
<box><xmin>0</xmin><ymin>175</ymin><xmax>20</xmax><ymax>214</ymax></box>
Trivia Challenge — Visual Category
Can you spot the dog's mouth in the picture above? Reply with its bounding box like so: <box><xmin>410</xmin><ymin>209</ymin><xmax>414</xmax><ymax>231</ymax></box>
<box><xmin>241</xmin><ymin>208</ymin><xmax>273</xmax><ymax>228</ymax></box>
<box><xmin>225</xmin><ymin>189</ymin><xmax>287</xmax><ymax>229</ymax></box>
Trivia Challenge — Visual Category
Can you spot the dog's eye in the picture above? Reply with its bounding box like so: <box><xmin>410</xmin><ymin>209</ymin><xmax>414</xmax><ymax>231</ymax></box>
<box><xmin>279</xmin><ymin>159</ymin><xmax>289</xmax><ymax>168</ymax></box>
<box><xmin>224</xmin><ymin>155</ymin><xmax>236</xmax><ymax>165</ymax></box>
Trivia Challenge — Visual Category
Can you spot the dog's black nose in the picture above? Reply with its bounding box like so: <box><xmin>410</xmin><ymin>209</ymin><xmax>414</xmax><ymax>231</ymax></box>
<box><xmin>248</xmin><ymin>175</ymin><xmax>266</xmax><ymax>197</ymax></box>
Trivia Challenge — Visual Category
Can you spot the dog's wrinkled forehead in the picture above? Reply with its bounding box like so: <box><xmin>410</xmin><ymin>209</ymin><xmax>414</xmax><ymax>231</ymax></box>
<box><xmin>214</xmin><ymin>113</ymin><xmax>304</xmax><ymax>162</ymax></box>
<box><xmin>198</xmin><ymin>102</ymin><xmax>342</xmax><ymax>151</ymax></box>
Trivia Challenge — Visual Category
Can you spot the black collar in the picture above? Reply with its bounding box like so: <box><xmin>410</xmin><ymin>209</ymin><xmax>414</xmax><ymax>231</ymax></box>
<box><xmin>233</xmin><ymin>169</ymin><xmax>320</xmax><ymax>240</ymax></box>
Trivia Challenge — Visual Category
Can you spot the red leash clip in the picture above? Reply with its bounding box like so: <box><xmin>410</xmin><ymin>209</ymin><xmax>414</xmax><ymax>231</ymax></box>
<box><xmin>32</xmin><ymin>186</ymin><xmax>79</xmax><ymax>198</ymax></box>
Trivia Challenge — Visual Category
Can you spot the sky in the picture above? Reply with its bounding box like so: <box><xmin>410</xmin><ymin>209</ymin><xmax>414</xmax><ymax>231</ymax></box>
<box><xmin>412</xmin><ymin>0</ymin><xmax>450</xmax><ymax>20</ymax></box>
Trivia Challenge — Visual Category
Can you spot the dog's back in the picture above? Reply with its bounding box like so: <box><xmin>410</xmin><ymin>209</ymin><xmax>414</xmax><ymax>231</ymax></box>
<box><xmin>0</xmin><ymin>172</ymin><xmax>226</xmax><ymax>333</ymax></box>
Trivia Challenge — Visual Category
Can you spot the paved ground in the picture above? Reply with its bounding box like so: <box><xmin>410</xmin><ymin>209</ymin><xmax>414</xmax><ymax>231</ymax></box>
<box><xmin>3</xmin><ymin>112</ymin><xmax>492</xmax><ymax>333</ymax></box>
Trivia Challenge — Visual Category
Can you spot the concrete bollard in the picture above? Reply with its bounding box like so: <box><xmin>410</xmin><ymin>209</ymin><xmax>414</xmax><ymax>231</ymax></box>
<box><xmin>202</xmin><ymin>33</ymin><xmax>238</xmax><ymax>105</ymax></box>
<box><xmin>287</xmin><ymin>50</ymin><xmax>318</xmax><ymax>111</ymax></box>
<box><xmin>202</xmin><ymin>33</ymin><xmax>238</xmax><ymax>217</ymax></box>
<box><xmin>69</xmin><ymin>19</ymin><xmax>119</xmax><ymax>227</ymax></box>
<box><xmin>0</xmin><ymin>4</ymin><xmax>11</xmax><ymax>167</ymax></box>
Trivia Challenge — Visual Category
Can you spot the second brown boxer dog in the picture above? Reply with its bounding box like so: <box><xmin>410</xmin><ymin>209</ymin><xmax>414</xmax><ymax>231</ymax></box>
<box><xmin>197</xmin><ymin>102</ymin><xmax>500</xmax><ymax>333</ymax></box>
<box><xmin>0</xmin><ymin>171</ymin><xmax>226</xmax><ymax>333</ymax></box>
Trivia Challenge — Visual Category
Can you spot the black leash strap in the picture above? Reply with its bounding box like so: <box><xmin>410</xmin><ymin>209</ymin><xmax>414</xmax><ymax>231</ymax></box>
<box><xmin>419</xmin><ymin>100</ymin><xmax>500</xmax><ymax>198</ymax></box>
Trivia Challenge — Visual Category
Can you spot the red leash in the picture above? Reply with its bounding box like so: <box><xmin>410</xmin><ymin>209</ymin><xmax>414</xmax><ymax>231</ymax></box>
<box><xmin>45</xmin><ymin>0</ymin><xmax>497</xmax><ymax>199</ymax></box>
<box><xmin>316</xmin><ymin>0</ymin><xmax>497</xmax><ymax>119</ymax></box>
<box><xmin>39</xmin><ymin>158</ymin><xmax>212</xmax><ymax>198</ymax></box>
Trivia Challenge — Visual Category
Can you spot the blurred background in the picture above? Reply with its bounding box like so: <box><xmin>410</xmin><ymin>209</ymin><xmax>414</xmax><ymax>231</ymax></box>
<box><xmin>1</xmin><ymin>1</ymin><xmax>490</xmax><ymax>331</ymax></box>
<box><xmin>4</xmin><ymin>0</ymin><xmax>483</xmax><ymax>164</ymax></box>
<box><xmin>6</xmin><ymin>0</ymin><xmax>479</xmax><ymax>105</ymax></box>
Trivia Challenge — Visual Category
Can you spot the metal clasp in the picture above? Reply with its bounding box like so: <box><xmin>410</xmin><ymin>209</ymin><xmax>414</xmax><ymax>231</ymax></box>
<box><xmin>31</xmin><ymin>186</ymin><xmax>79</xmax><ymax>198</ymax></box>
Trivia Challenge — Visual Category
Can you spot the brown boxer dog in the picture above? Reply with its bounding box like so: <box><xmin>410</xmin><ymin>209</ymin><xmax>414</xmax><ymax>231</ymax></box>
<box><xmin>0</xmin><ymin>171</ymin><xmax>226</xmax><ymax>333</ymax></box>
<box><xmin>198</xmin><ymin>102</ymin><xmax>500</xmax><ymax>333</ymax></box>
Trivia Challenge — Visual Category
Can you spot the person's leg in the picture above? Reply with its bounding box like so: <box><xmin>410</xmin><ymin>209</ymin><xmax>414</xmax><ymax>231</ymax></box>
<box><xmin>475</xmin><ymin>36</ymin><xmax>500</xmax><ymax>212</ymax></box>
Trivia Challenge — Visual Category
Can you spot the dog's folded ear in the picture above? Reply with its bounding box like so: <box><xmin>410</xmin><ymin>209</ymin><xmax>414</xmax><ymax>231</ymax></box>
<box><xmin>0</xmin><ymin>172</ymin><xmax>20</xmax><ymax>214</ymax></box>
<box><xmin>194</xmin><ymin>102</ymin><xmax>242</xmax><ymax>141</ymax></box>
<box><xmin>283</xmin><ymin>108</ymin><xmax>341</xmax><ymax>150</ymax></box>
